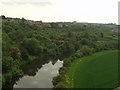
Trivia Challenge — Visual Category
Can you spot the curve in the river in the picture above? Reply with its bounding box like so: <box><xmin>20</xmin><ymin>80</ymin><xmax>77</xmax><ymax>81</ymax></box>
<box><xmin>14</xmin><ymin>59</ymin><xmax>63</xmax><ymax>88</ymax></box>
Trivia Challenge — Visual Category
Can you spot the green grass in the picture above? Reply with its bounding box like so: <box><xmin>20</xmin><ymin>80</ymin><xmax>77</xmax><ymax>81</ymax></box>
<box><xmin>64</xmin><ymin>50</ymin><xmax>118</xmax><ymax>88</ymax></box>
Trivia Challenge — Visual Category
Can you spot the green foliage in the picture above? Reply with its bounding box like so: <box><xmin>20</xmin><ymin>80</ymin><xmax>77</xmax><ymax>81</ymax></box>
<box><xmin>55</xmin><ymin>82</ymin><xmax>68</xmax><ymax>88</ymax></box>
<box><xmin>52</xmin><ymin>75</ymin><xmax>63</xmax><ymax>86</ymax></box>
<box><xmin>2</xmin><ymin>56</ymin><xmax>23</xmax><ymax>85</ymax></box>
<box><xmin>79</xmin><ymin>46</ymin><xmax>94</xmax><ymax>55</ymax></box>
<box><xmin>2</xmin><ymin>17</ymin><xmax>118</xmax><ymax>87</ymax></box>
<box><xmin>10</xmin><ymin>47</ymin><xmax>21</xmax><ymax>60</ymax></box>
<box><xmin>22</xmin><ymin>38</ymin><xmax>39</xmax><ymax>55</ymax></box>
<box><xmin>2</xmin><ymin>56</ymin><xmax>13</xmax><ymax>73</ymax></box>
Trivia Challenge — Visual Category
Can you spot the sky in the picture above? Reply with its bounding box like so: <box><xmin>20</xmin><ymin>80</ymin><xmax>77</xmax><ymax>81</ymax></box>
<box><xmin>0</xmin><ymin>0</ymin><xmax>119</xmax><ymax>23</ymax></box>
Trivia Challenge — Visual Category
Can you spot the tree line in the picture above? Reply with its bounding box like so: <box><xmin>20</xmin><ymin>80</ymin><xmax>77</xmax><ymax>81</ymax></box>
<box><xmin>2</xmin><ymin>17</ymin><xmax>118</xmax><ymax>88</ymax></box>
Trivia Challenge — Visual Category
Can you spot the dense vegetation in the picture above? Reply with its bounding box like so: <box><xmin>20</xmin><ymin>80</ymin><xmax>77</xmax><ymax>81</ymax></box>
<box><xmin>2</xmin><ymin>16</ymin><xmax>118</xmax><ymax>88</ymax></box>
<box><xmin>53</xmin><ymin>50</ymin><xmax>118</xmax><ymax>88</ymax></box>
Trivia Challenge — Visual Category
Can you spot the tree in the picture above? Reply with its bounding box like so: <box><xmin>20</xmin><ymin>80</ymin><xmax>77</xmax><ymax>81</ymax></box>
<box><xmin>20</xmin><ymin>47</ymin><xmax>29</xmax><ymax>60</ymax></box>
<box><xmin>2</xmin><ymin>56</ymin><xmax>13</xmax><ymax>73</ymax></box>
<box><xmin>80</xmin><ymin>38</ymin><xmax>89</xmax><ymax>45</ymax></box>
<box><xmin>100</xmin><ymin>32</ymin><xmax>104</xmax><ymax>38</ymax></box>
<box><xmin>94</xmin><ymin>41</ymin><xmax>106</xmax><ymax>51</ymax></box>
<box><xmin>1</xmin><ymin>15</ymin><xmax>5</xmax><ymax>19</ymax></box>
<box><xmin>52</xmin><ymin>75</ymin><xmax>62</xmax><ymax>86</ymax></box>
<box><xmin>80</xmin><ymin>46</ymin><xmax>94</xmax><ymax>55</ymax></box>
<box><xmin>21</xmin><ymin>17</ymin><xmax>25</xmax><ymax>22</ymax></box>
<box><xmin>10</xmin><ymin>47</ymin><xmax>21</xmax><ymax>60</ymax></box>
<box><xmin>22</xmin><ymin>38</ymin><xmax>39</xmax><ymax>55</ymax></box>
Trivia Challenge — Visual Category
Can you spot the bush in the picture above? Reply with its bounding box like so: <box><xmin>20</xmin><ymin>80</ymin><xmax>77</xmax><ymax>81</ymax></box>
<box><xmin>52</xmin><ymin>75</ymin><xmax>63</xmax><ymax>86</ymax></box>
<box><xmin>79</xmin><ymin>46</ymin><xmax>94</xmax><ymax>56</ymax></box>
<box><xmin>59</xmin><ymin>67</ymin><xmax>68</xmax><ymax>75</ymax></box>
<box><xmin>55</xmin><ymin>82</ymin><xmax>68</xmax><ymax>88</ymax></box>
<box><xmin>63</xmin><ymin>58</ymin><xmax>71</xmax><ymax>66</ymax></box>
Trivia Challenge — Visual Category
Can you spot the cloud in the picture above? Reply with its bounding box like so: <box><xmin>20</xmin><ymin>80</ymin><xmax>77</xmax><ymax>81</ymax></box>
<box><xmin>1</xmin><ymin>0</ymin><xmax>53</xmax><ymax>6</ymax></box>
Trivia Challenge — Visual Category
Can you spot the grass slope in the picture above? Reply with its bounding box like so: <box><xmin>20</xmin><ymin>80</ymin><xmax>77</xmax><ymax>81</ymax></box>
<box><xmin>64</xmin><ymin>50</ymin><xmax>118</xmax><ymax>88</ymax></box>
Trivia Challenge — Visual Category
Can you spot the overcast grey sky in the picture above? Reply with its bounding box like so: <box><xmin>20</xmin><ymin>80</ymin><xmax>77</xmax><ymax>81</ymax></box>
<box><xmin>0</xmin><ymin>0</ymin><xmax>119</xmax><ymax>23</ymax></box>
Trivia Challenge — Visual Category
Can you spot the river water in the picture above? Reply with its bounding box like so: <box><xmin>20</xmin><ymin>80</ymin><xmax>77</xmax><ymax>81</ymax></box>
<box><xmin>13</xmin><ymin>59</ymin><xmax>63</xmax><ymax>88</ymax></box>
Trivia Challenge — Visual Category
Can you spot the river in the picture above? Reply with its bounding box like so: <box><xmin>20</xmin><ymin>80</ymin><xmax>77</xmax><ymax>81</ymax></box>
<box><xmin>13</xmin><ymin>59</ymin><xmax>63</xmax><ymax>88</ymax></box>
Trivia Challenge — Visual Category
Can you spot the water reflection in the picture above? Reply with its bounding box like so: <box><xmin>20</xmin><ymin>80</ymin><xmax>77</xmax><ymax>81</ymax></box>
<box><xmin>14</xmin><ymin>60</ymin><xmax>63</xmax><ymax>88</ymax></box>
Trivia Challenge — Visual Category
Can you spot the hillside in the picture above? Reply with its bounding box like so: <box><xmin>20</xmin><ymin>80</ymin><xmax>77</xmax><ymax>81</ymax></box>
<box><xmin>2</xmin><ymin>16</ymin><xmax>118</xmax><ymax>88</ymax></box>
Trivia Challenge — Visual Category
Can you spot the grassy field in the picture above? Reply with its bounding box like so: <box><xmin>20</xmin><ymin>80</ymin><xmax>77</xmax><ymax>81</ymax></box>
<box><xmin>64</xmin><ymin>50</ymin><xmax>118</xmax><ymax>88</ymax></box>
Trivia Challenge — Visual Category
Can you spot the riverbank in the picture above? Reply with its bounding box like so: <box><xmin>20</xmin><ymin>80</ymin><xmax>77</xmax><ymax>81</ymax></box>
<box><xmin>53</xmin><ymin>50</ymin><xmax>119</xmax><ymax>88</ymax></box>
<box><xmin>14</xmin><ymin>60</ymin><xmax>63</xmax><ymax>88</ymax></box>
<box><xmin>2</xmin><ymin>16</ymin><xmax>118</xmax><ymax>89</ymax></box>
